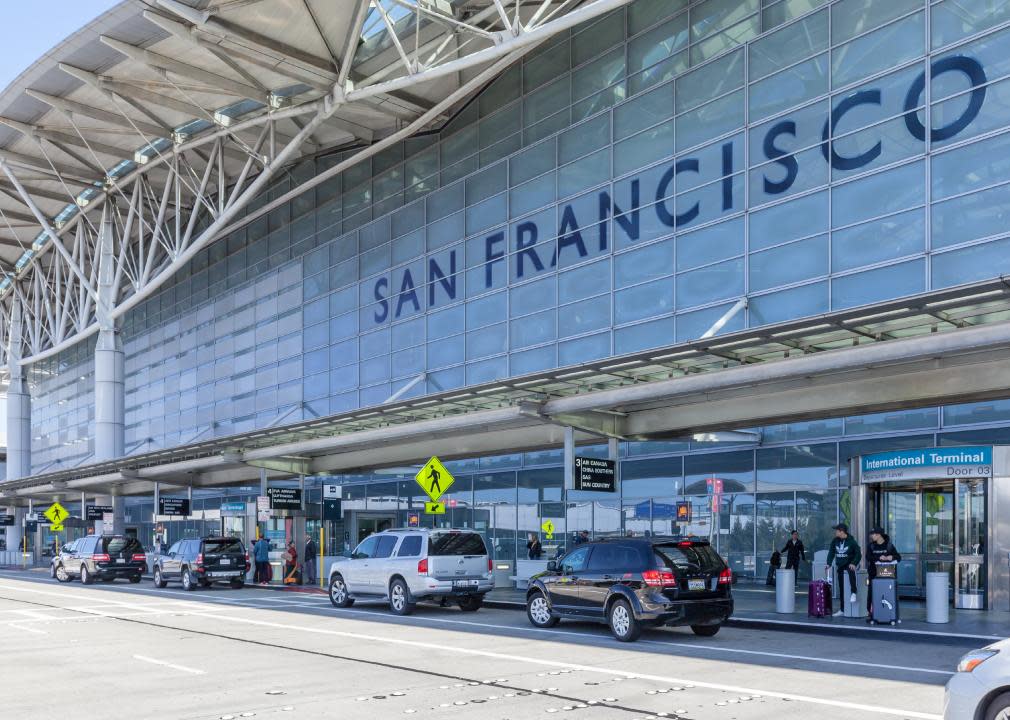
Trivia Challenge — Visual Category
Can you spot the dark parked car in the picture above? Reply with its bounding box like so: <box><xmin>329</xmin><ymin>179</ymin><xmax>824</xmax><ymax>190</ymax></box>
<box><xmin>152</xmin><ymin>536</ymin><xmax>249</xmax><ymax>591</ymax></box>
<box><xmin>525</xmin><ymin>537</ymin><xmax>733</xmax><ymax>642</ymax></box>
<box><xmin>51</xmin><ymin>535</ymin><xmax>146</xmax><ymax>584</ymax></box>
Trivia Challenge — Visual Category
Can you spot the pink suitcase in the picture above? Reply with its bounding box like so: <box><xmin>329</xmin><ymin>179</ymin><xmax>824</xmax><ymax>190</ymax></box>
<box><xmin>808</xmin><ymin>579</ymin><xmax>833</xmax><ymax>617</ymax></box>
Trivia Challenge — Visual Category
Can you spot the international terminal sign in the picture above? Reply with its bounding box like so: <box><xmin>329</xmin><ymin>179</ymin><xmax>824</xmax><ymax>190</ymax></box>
<box><xmin>861</xmin><ymin>446</ymin><xmax>992</xmax><ymax>483</ymax></box>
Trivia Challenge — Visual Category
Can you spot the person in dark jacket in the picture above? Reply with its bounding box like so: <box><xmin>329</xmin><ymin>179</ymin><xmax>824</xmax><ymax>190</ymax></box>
<box><xmin>303</xmin><ymin>534</ymin><xmax>317</xmax><ymax>586</ymax></box>
<box><xmin>253</xmin><ymin>536</ymin><xmax>270</xmax><ymax>585</ymax></box>
<box><xmin>866</xmin><ymin>526</ymin><xmax>901</xmax><ymax>616</ymax></box>
<box><xmin>780</xmin><ymin>530</ymin><xmax>806</xmax><ymax>571</ymax></box>
<box><xmin>526</xmin><ymin>532</ymin><xmax>542</xmax><ymax>560</ymax></box>
<box><xmin>825</xmin><ymin>522</ymin><xmax>862</xmax><ymax>617</ymax></box>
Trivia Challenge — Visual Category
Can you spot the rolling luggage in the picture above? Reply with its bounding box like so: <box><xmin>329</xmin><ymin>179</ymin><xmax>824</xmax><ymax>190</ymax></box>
<box><xmin>870</xmin><ymin>562</ymin><xmax>899</xmax><ymax>625</ymax></box>
<box><xmin>808</xmin><ymin>579</ymin><xmax>832</xmax><ymax>617</ymax></box>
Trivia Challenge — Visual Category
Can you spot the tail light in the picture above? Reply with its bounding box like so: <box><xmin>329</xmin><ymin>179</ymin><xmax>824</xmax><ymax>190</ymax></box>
<box><xmin>417</xmin><ymin>558</ymin><xmax>428</xmax><ymax>575</ymax></box>
<box><xmin>131</xmin><ymin>553</ymin><xmax>146</xmax><ymax>562</ymax></box>
<box><xmin>92</xmin><ymin>553</ymin><xmax>111</xmax><ymax>563</ymax></box>
<box><xmin>487</xmin><ymin>557</ymin><xmax>493</xmax><ymax>573</ymax></box>
<box><xmin>195</xmin><ymin>552</ymin><xmax>204</xmax><ymax>566</ymax></box>
<box><xmin>245</xmin><ymin>552</ymin><xmax>251</xmax><ymax>571</ymax></box>
<box><xmin>642</xmin><ymin>569</ymin><xmax>676</xmax><ymax>587</ymax></box>
<box><xmin>718</xmin><ymin>568</ymin><xmax>733</xmax><ymax>585</ymax></box>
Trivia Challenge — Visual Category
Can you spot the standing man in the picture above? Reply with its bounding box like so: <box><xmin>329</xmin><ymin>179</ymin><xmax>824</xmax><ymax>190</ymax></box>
<box><xmin>780</xmin><ymin>530</ymin><xmax>806</xmax><ymax>571</ymax></box>
<box><xmin>254</xmin><ymin>535</ymin><xmax>270</xmax><ymax>585</ymax></box>
<box><xmin>303</xmin><ymin>533</ymin><xmax>318</xmax><ymax>586</ymax></box>
<box><xmin>825</xmin><ymin>522</ymin><xmax>862</xmax><ymax>617</ymax></box>
<box><xmin>866</xmin><ymin>526</ymin><xmax>901</xmax><ymax>617</ymax></box>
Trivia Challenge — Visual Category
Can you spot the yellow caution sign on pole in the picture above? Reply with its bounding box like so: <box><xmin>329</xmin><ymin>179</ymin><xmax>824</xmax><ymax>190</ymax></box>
<box><xmin>319</xmin><ymin>527</ymin><xmax>325</xmax><ymax>589</ymax></box>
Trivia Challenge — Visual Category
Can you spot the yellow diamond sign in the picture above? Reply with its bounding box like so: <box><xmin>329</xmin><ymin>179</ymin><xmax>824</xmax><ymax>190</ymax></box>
<box><xmin>541</xmin><ymin>519</ymin><xmax>555</xmax><ymax>540</ymax></box>
<box><xmin>415</xmin><ymin>456</ymin><xmax>454</xmax><ymax>502</ymax></box>
<box><xmin>44</xmin><ymin>502</ymin><xmax>68</xmax><ymax>526</ymax></box>
<box><xmin>425</xmin><ymin>501</ymin><xmax>446</xmax><ymax>515</ymax></box>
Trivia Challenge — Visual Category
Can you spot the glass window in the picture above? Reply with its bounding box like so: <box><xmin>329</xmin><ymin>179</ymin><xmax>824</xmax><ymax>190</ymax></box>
<box><xmin>572</xmin><ymin>46</ymin><xmax>625</xmax><ymax>102</ymax></box>
<box><xmin>510</xmin><ymin>309</ymin><xmax>555</xmax><ymax>349</ymax></box>
<box><xmin>833</xmin><ymin>209</ymin><xmax>924</xmax><ymax>272</ymax></box>
<box><xmin>510</xmin><ymin>138</ymin><xmax>556</xmax><ymax>186</ymax></box>
<box><xmin>614</xmin><ymin>120</ymin><xmax>675</xmax><ymax>177</ymax></box>
<box><xmin>629</xmin><ymin>15</ymin><xmax>689</xmax><ymax>77</ymax></box>
<box><xmin>676</xmin><ymin>257</ymin><xmax>744</xmax><ymax>308</ymax></box>
<box><xmin>831</xmin><ymin>161</ymin><xmax>924</xmax><ymax>228</ymax></box>
<box><xmin>615</xmin><ymin>83</ymin><xmax>675</xmax><ymax>140</ymax></box>
<box><xmin>749</xmin><ymin>10</ymin><xmax>828</xmax><ymax>80</ymax></box>
<box><xmin>831</xmin><ymin>259</ymin><xmax>925</xmax><ymax>309</ymax></box>
<box><xmin>831</xmin><ymin>12</ymin><xmax>924</xmax><ymax>89</ymax></box>
<box><xmin>615</xmin><ymin>315</ymin><xmax>676</xmax><ymax>353</ymax></box>
<box><xmin>932</xmin><ymin>0</ymin><xmax>1010</xmax><ymax>48</ymax></box>
<box><xmin>559</xmin><ymin>545</ymin><xmax>592</xmax><ymax>573</ymax></box>
<box><xmin>525</xmin><ymin>78</ymin><xmax>571</xmax><ymax>126</ymax></box>
<box><xmin>396</xmin><ymin>535</ymin><xmax>423</xmax><ymax>557</ymax></box>
<box><xmin>676</xmin><ymin>49</ymin><xmax>743</xmax><ymax>114</ymax></box>
<box><xmin>558</xmin><ymin>148</ymin><xmax>610</xmax><ymax>198</ymax></box>
<box><xmin>558</xmin><ymin>331</ymin><xmax>610</xmax><ymax>365</ymax></box>
<box><xmin>749</xmin><ymin>191</ymin><xmax>827</xmax><ymax>251</ymax></box>
<box><xmin>932</xmin><ymin>184</ymin><xmax>1010</xmax><ymax>250</ymax></box>
<box><xmin>615</xmin><ymin>238</ymin><xmax>674</xmax><ymax>287</ymax></box>
<box><xmin>691</xmin><ymin>0</ymin><xmax>759</xmax><ymax>42</ymax></box>
<box><xmin>353</xmin><ymin>536</ymin><xmax>378</xmax><ymax>558</ymax></box>
<box><xmin>750</xmin><ymin>235</ymin><xmax>828</xmax><ymax>292</ymax></box>
<box><xmin>676</xmin><ymin>90</ymin><xmax>744</xmax><ymax>153</ymax></box>
<box><xmin>677</xmin><ymin>217</ymin><xmax>743</xmax><ymax>272</ymax></box>
<box><xmin>932</xmin><ymin>133</ymin><xmax>1010</xmax><ymax>201</ymax></box>
<box><xmin>630</xmin><ymin>0</ymin><xmax>689</xmax><ymax>35</ymax></box>
<box><xmin>676</xmin><ymin>301</ymin><xmax>745</xmax><ymax>341</ymax></box>
<box><xmin>845</xmin><ymin>408</ymin><xmax>938</xmax><ymax>435</ymax></box>
<box><xmin>749</xmin><ymin>55</ymin><xmax>829</xmax><ymax>123</ymax></box>
<box><xmin>757</xmin><ymin>444</ymin><xmax>837</xmax><ymax>490</ymax></box>
<box><xmin>685</xmin><ymin>450</ymin><xmax>754</xmax><ymax>493</ymax></box>
<box><xmin>749</xmin><ymin>281</ymin><xmax>828</xmax><ymax>325</ymax></box>
<box><xmin>615</xmin><ymin>277</ymin><xmax>675</xmax><ymax>324</ymax></box>
<box><xmin>559</xmin><ymin>115</ymin><xmax>610</xmax><ymax>165</ymax></box>
<box><xmin>944</xmin><ymin>399</ymin><xmax>1010</xmax><ymax>427</ymax></box>
<box><xmin>373</xmin><ymin>535</ymin><xmax>397</xmax><ymax>558</ymax></box>
<box><xmin>832</xmin><ymin>0</ymin><xmax>922</xmax><ymax>44</ymax></box>
<box><xmin>932</xmin><ymin>237</ymin><xmax>1010</xmax><ymax>289</ymax></box>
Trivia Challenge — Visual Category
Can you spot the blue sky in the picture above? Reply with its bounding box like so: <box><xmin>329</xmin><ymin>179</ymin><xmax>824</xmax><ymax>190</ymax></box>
<box><xmin>0</xmin><ymin>1</ymin><xmax>120</xmax><ymax>90</ymax></box>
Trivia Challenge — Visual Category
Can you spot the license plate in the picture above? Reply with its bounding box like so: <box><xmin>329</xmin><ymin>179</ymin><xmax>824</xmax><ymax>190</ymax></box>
<box><xmin>688</xmin><ymin>579</ymin><xmax>705</xmax><ymax>591</ymax></box>
<box><xmin>452</xmin><ymin>580</ymin><xmax>478</xmax><ymax>591</ymax></box>
<box><xmin>116</xmin><ymin>558</ymin><xmax>125</xmax><ymax>564</ymax></box>
<box><xmin>220</xmin><ymin>558</ymin><xmax>231</xmax><ymax>565</ymax></box>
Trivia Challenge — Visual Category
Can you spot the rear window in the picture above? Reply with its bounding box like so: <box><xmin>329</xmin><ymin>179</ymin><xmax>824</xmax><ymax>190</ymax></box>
<box><xmin>397</xmin><ymin>535</ymin><xmax>423</xmax><ymax>557</ymax></box>
<box><xmin>654</xmin><ymin>543</ymin><xmax>725</xmax><ymax>573</ymax></box>
<box><xmin>586</xmin><ymin>544</ymin><xmax>644</xmax><ymax>571</ymax></box>
<box><xmin>204</xmin><ymin>538</ymin><xmax>244</xmax><ymax>554</ymax></box>
<box><xmin>428</xmin><ymin>532</ymin><xmax>487</xmax><ymax>556</ymax></box>
<box><xmin>103</xmin><ymin>537</ymin><xmax>143</xmax><ymax>556</ymax></box>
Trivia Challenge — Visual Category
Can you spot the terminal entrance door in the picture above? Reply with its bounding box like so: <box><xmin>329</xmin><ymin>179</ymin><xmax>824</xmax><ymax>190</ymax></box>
<box><xmin>868</xmin><ymin>478</ymin><xmax>987</xmax><ymax>608</ymax></box>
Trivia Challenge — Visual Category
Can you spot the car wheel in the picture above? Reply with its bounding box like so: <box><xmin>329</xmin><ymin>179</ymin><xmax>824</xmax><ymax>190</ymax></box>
<box><xmin>457</xmin><ymin>595</ymin><xmax>483</xmax><ymax>612</ymax></box>
<box><xmin>55</xmin><ymin>564</ymin><xmax>69</xmax><ymax>583</ymax></box>
<box><xmin>985</xmin><ymin>692</ymin><xmax>1010</xmax><ymax>720</ymax></box>
<box><xmin>80</xmin><ymin>565</ymin><xmax>93</xmax><ymax>585</ymax></box>
<box><xmin>329</xmin><ymin>575</ymin><xmax>353</xmax><ymax>608</ymax></box>
<box><xmin>128</xmin><ymin>574</ymin><xmax>142</xmax><ymax>584</ymax></box>
<box><xmin>153</xmin><ymin>567</ymin><xmax>167</xmax><ymax>588</ymax></box>
<box><xmin>230</xmin><ymin>579</ymin><xmax>245</xmax><ymax>590</ymax></box>
<box><xmin>388</xmin><ymin>578</ymin><xmax>415</xmax><ymax>616</ymax></box>
<box><xmin>527</xmin><ymin>591</ymin><xmax>559</xmax><ymax>628</ymax></box>
<box><xmin>691</xmin><ymin>624</ymin><xmax>721</xmax><ymax>637</ymax></box>
<box><xmin>608</xmin><ymin>598</ymin><xmax>641</xmax><ymax>642</ymax></box>
<box><xmin>49</xmin><ymin>563</ymin><xmax>56</xmax><ymax>579</ymax></box>
<box><xmin>181</xmin><ymin>568</ymin><xmax>195</xmax><ymax>591</ymax></box>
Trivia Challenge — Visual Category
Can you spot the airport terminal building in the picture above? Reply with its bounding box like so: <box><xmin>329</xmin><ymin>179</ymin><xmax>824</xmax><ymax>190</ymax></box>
<box><xmin>3</xmin><ymin>0</ymin><xmax>1010</xmax><ymax>612</ymax></box>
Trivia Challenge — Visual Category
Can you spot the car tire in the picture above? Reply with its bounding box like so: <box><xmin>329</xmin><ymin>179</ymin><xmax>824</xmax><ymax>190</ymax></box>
<box><xmin>49</xmin><ymin>563</ymin><xmax>56</xmax><ymax>579</ymax></box>
<box><xmin>388</xmin><ymin>578</ymin><xmax>415</xmax><ymax>616</ymax></box>
<box><xmin>55</xmin><ymin>564</ymin><xmax>70</xmax><ymax>583</ymax></box>
<box><xmin>527</xmin><ymin>591</ymin><xmax>560</xmax><ymax>628</ymax></box>
<box><xmin>329</xmin><ymin>575</ymin><xmax>353</xmax><ymax>608</ymax></box>
<box><xmin>691</xmin><ymin>624</ymin><xmax>721</xmax><ymax>637</ymax></box>
<box><xmin>129</xmin><ymin>574</ymin><xmax>142</xmax><ymax>584</ymax></box>
<box><xmin>153</xmin><ymin>567</ymin><xmax>167</xmax><ymax>588</ymax></box>
<box><xmin>608</xmin><ymin>598</ymin><xmax>641</xmax><ymax>642</ymax></box>
<box><xmin>80</xmin><ymin>565</ymin><xmax>93</xmax><ymax>585</ymax></box>
<box><xmin>181</xmin><ymin>568</ymin><xmax>195</xmax><ymax>591</ymax></box>
<box><xmin>457</xmin><ymin>595</ymin><xmax>483</xmax><ymax>612</ymax></box>
<box><xmin>230</xmin><ymin>579</ymin><xmax>245</xmax><ymax>589</ymax></box>
<box><xmin>985</xmin><ymin>691</ymin><xmax>1010</xmax><ymax>720</ymax></box>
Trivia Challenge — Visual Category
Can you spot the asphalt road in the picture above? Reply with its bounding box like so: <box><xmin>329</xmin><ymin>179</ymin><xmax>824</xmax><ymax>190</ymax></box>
<box><xmin>0</xmin><ymin>571</ymin><xmax>976</xmax><ymax>720</ymax></box>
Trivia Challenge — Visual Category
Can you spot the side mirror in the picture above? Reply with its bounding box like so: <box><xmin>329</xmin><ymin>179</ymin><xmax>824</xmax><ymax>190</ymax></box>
<box><xmin>547</xmin><ymin>560</ymin><xmax>558</xmax><ymax>572</ymax></box>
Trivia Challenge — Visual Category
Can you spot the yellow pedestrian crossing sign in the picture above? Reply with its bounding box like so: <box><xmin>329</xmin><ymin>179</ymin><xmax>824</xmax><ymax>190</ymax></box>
<box><xmin>541</xmin><ymin>519</ymin><xmax>555</xmax><ymax>540</ymax></box>
<box><xmin>415</xmin><ymin>456</ymin><xmax>454</xmax><ymax>502</ymax></box>
<box><xmin>425</xmin><ymin>501</ymin><xmax>446</xmax><ymax>515</ymax></box>
<box><xmin>44</xmin><ymin>502</ymin><xmax>68</xmax><ymax>527</ymax></box>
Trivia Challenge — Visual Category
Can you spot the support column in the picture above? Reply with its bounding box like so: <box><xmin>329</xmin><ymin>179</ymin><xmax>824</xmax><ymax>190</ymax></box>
<box><xmin>110</xmin><ymin>493</ymin><xmax>126</xmax><ymax>536</ymax></box>
<box><xmin>4</xmin><ymin>507</ymin><xmax>25</xmax><ymax>554</ymax></box>
<box><xmin>7</xmin><ymin>300</ymin><xmax>30</xmax><ymax>481</ymax></box>
<box><xmin>94</xmin><ymin>203</ymin><xmax>124</xmax><ymax>461</ymax></box>
<box><xmin>563</xmin><ymin>426</ymin><xmax>575</xmax><ymax>491</ymax></box>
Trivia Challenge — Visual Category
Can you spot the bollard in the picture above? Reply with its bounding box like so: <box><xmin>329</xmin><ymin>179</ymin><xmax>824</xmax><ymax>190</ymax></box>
<box><xmin>926</xmin><ymin>571</ymin><xmax>950</xmax><ymax>623</ymax></box>
<box><xmin>775</xmin><ymin>569</ymin><xmax>795</xmax><ymax>613</ymax></box>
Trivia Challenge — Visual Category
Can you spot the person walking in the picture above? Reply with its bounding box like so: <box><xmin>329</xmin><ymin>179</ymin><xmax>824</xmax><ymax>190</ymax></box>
<box><xmin>303</xmin><ymin>533</ymin><xmax>318</xmax><ymax>586</ymax></box>
<box><xmin>526</xmin><ymin>532</ymin><xmax>542</xmax><ymax>560</ymax></box>
<box><xmin>253</xmin><ymin>535</ymin><xmax>270</xmax><ymax>585</ymax></box>
<box><xmin>866</xmin><ymin>526</ymin><xmax>901</xmax><ymax>618</ymax></box>
<box><xmin>824</xmin><ymin>523</ymin><xmax>862</xmax><ymax>617</ymax></box>
<box><xmin>780</xmin><ymin>530</ymin><xmax>806</xmax><ymax>571</ymax></box>
<box><xmin>284</xmin><ymin>541</ymin><xmax>299</xmax><ymax>585</ymax></box>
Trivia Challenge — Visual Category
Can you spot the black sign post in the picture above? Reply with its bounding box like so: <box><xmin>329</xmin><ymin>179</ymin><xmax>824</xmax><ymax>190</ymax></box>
<box><xmin>268</xmin><ymin>487</ymin><xmax>303</xmax><ymax>511</ymax></box>
<box><xmin>158</xmin><ymin>497</ymin><xmax>191</xmax><ymax>516</ymax></box>
<box><xmin>86</xmin><ymin>504</ymin><xmax>113</xmax><ymax>520</ymax></box>
<box><xmin>573</xmin><ymin>456</ymin><xmax>617</xmax><ymax>492</ymax></box>
<box><xmin>0</xmin><ymin>514</ymin><xmax>14</xmax><ymax>527</ymax></box>
<box><xmin>322</xmin><ymin>498</ymin><xmax>342</xmax><ymax>521</ymax></box>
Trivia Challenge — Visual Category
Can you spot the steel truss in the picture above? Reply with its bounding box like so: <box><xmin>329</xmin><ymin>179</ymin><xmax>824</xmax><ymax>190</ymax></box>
<box><xmin>0</xmin><ymin>0</ymin><xmax>631</xmax><ymax>373</ymax></box>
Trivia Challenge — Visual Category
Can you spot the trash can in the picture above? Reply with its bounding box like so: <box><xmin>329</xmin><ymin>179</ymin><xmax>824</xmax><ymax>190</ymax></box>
<box><xmin>843</xmin><ymin>570</ymin><xmax>868</xmax><ymax>618</ymax></box>
<box><xmin>927</xmin><ymin>571</ymin><xmax>950</xmax><ymax>624</ymax></box>
<box><xmin>775</xmin><ymin>569</ymin><xmax>795</xmax><ymax>613</ymax></box>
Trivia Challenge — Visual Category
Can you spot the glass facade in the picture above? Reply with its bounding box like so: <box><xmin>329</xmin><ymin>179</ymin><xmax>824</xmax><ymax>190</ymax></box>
<box><xmin>19</xmin><ymin>0</ymin><xmax>1010</xmax><ymax>578</ymax></box>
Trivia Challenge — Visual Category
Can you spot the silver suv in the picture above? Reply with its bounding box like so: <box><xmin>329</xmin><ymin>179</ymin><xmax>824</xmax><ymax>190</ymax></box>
<box><xmin>327</xmin><ymin>528</ymin><xmax>494</xmax><ymax>615</ymax></box>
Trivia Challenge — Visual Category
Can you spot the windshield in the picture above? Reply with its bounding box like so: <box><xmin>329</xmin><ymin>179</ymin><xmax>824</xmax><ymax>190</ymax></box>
<box><xmin>654</xmin><ymin>543</ymin><xmax>724</xmax><ymax>574</ymax></box>
<box><xmin>204</xmin><ymin>538</ymin><xmax>244</xmax><ymax>554</ymax></box>
<box><xmin>428</xmin><ymin>532</ymin><xmax>487</xmax><ymax>556</ymax></box>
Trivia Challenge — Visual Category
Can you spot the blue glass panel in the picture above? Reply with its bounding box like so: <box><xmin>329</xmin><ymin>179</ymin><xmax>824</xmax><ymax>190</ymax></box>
<box><xmin>559</xmin><ymin>258</ymin><xmax>611</xmax><ymax>303</ymax></box>
<box><xmin>932</xmin><ymin>237</ymin><xmax>1010</xmax><ymax>288</ymax></box>
<box><xmin>510</xmin><ymin>308</ymin><xmax>556</xmax><ymax>349</ymax></box>
<box><xmin>675</xmin><ymin>300</ymin><xmax>745</xmax><ymax>341</ymax></box>
<box><xmin>750</xmin><ymin>281</ymin><xmax>829</xmax><ymax>325</ymax></box>
<box><xmin>675</xmin><ymin>258</ymin><xmax>744</xmax><ymax>308</ymax></box>
<box><xmin>558</xmin><ymin>331</ymin><xmax>610</xmax><ymax>365</ymax></box>
<box><xmin>750</xmin><ymin>234</ymin><xmax>828</xmax><ymax>291</ymax></box>
<box><xmin>831</xmin><ymin>161</ymin><xmax>924</xmax><ymax>228</ymax></box>
<box><xmin>831</xmin><ymin>13</ymin><xmax>924</xmax><ymax>90</ymax></box>
<box><xmin>832</xmin><ymin>209</ymin><xmax>924</xmax><ymax>271</ymax></box>
<box><xmin>510</xmin><ymin>275</ymin><xmax>556</xmax><ymax>318</ymax></box>
<box><xmin>510</xmin><ymin>344</ymin><xmax>556</xmax><ymax>375</ymax></box>
<box><xmin>749</xmin><ymin>191</ymin><xmax>828</xmax><ymax>251</ymax></box>
<box><xmin>677</xmin><ymin>216</ymin><xmax>744</xmax><ymax>272</ymax></box>
<box><xmin>615</xmin><ymin>238</ymin><xmax>674</xmax><ymax>287</ymax></box>
<box><xmin>932</xmin><ymin>132</ymin><xmax>1010</xmax><ymax>200</ymax></box>
<box><xmin>615</xmin><ymin>276</ymin><xmax>675</xmax><ymax>324</ymax></box>
<box><xmin>558</xmin><ymin>296</ymin><xmax>611</xmax><ymax>338</ymax></box>
<box><xmin>615</xmin><ymin>316</ymin><xmax>676</xmax><ymax>353</ymax></box>
<box><xmin>831</xmin><ymin>258</ymin><xmax>925</xmax><ymax>309</ymax></box>
<box><xmin>932</xmin><ymin>185</ymin><xmax>1010</xmax><ymax>250</ymax></box>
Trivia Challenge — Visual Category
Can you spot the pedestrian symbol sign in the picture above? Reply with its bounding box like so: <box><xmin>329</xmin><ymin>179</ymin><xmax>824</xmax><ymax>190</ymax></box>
<box><xmin>541</xmin><ymin>520</ymin><xmax>555</xmax><ymax>540</ymax></box>
<box><xmin>415</xmin><ymin>456</ymin><xmax>454</xmax><ymax>502</ymax></box>
<box><xmin>425</xmin><ymin>501</ymin><xmax>446</xmax><ymax>515</ymax></box>
<box><xmin>44</xmin><ymin>502</ymin><xmax>68</xmax><ymax>530</ymax></box>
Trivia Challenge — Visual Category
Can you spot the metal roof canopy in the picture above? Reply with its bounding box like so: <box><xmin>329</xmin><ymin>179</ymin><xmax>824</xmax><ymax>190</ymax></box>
<box><xmin>5</xmin><ymin>277</ymin><xmax>1010</xmax><ymax>501</ymax></box>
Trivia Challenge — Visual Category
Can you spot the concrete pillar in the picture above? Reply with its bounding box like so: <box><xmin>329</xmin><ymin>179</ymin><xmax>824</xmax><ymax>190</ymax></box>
<box><xmin>563</xmin><ymin>426</ymin><xmax>575</xmax><ymax>491</ymax></box>
<box><xmin>6</xmin><ymin>300</ymin><xmax>30</xmax><ymax>481</ymax></box>
<box><xmin>94</xmin><ymin>203</ymin><xmax>124</xmax><ymax>461</ymax></box>
<box><xmin>110</xmin><ymin>494</ymin><xmax>125</xmax><ymax>536</ymax></box>
<box><xmin>4</xmin><ymin>507</ymin><xmax>25</xmax><ymax>552</ymax></box>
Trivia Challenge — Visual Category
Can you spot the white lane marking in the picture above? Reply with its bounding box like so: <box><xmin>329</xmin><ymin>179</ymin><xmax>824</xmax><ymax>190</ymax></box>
<box><xmin>133</xmin><ymin>654</ymin><xmax>205</xmax><ymax>675</ymax></box>
<box><xmin>731</xmin><ymin>613</ymin><xmax>1005</xmax><ymax>642</ymax></box>
<box><xmin>145</xmin><ymin>606</ymin><xmax>940</xmax><ymax>719</ymax></box>
<box><xmin>8</xmin><ymin>622</ymin><xmax>47</xmax><ymax>635</ymax></box>
<box><xmin>303</xmin><ymin>605</ymin><xmax>955</xmax><ymax>677</ymax></box>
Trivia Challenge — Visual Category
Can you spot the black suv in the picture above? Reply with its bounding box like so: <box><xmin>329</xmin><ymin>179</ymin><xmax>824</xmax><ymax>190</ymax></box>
<box><xmin>51</xmin><ymin>535</ymin><xmax>147</xmax><ymax>584</ymax></box>
<box><xmin>525</xmin><ymin>537</ymin><xmax>733</xmax><ymax>642</ymax></box>
<box><xmin>152</xmin><ymin>536</ymin><xmax>249</xmax><ymax>590</ymax></box>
